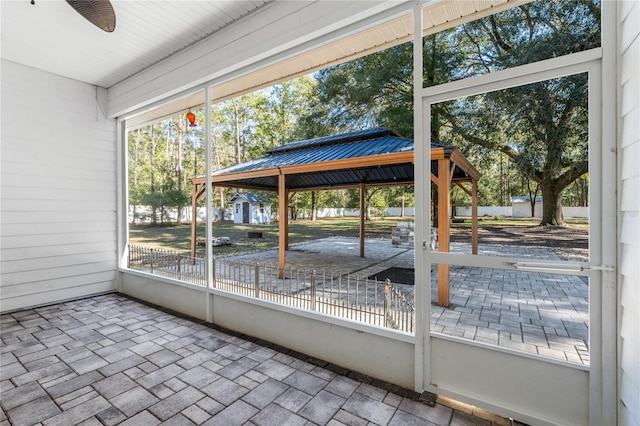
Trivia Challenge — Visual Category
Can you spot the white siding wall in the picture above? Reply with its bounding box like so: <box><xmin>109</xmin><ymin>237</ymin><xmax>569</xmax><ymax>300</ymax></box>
<box><xmin>0</xmin><ymin>60</ymin><xmax>117</xmax><ymax>312</ymax></box>
<box><xmin>619</xmin><ymin>1</ymin><xmax>640</xmax><ymax>424</ymax></box>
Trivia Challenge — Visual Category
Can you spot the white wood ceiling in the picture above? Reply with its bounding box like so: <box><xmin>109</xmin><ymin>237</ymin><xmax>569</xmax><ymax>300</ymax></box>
<box><xmin>0</xmin><ymin>0</ymin><xmax>270</xmax><ymax>88</ymax></box>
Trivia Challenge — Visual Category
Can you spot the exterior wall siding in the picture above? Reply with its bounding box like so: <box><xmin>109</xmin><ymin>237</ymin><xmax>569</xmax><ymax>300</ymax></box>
<box><xmin>0</xmin><ymin>60</ymin><xmax>117</xmax><ymax>312</ymax></box>
<box><xmin>619</xmin><ymin>1</ymin><xmax>640</xmax><ymax>424</ymax></box>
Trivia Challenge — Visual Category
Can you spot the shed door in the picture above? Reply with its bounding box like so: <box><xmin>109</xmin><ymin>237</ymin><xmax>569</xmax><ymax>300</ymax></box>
<box><xmin>417</xmin><ymin>54</ymin><xmax>613</xmax><ymax>425</ymax></box>
<box><xmin>242</xmin><ymin>202</ymin><xmax>249</xmax><ymax>223</ymax></box>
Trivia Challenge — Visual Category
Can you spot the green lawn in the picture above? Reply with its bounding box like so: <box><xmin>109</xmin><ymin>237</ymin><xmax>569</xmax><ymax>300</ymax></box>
<box><xmin>129</xmin><ymin>216</ymin><xmax>589</xmax><ymax>255</ymax></box>
<box><xmin>129</xmin><ymin>217</ymin><xmax>407</xmax><ymax>255</ymax></box>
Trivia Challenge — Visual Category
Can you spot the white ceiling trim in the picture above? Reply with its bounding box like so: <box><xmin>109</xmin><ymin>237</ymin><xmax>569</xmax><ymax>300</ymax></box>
<box><xmin>123</xmin><ymin>0</ymin><xmax>531</xmax><ymax>129</ymax></box>
<box><xmin>109</xmin><ymin>0</ymin><xmax>408</xmax><ymax>118</ymax></box>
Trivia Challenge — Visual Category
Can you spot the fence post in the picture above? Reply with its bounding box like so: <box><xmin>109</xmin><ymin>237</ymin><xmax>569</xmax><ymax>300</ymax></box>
<box><xmin>150</xmin><ymin>248</ymin><xmax>154</xmax><ymax>274</ymax></box>
<box><xmin>310</xmin><ymin>270</ymin><xmax>317</xmax><ymax>311</ymax></box>
<box><xmin>211</xmin><ymin>257</ymin><xmax>216</xmax><ymax>289</ymax></box>
<box><xmin>254</xmin><ymin>263</ymin><xmax>260</xmax><ymax>298</ymax></box>
<box><xmin>177</xmin><ymin>252</ymin><xmax>181</xmax><ymax>280</ymax></box>
<box><xmin>384</xmin><ymin>279</ymin><xmax>391</xmax><ymax>327</ymax></box>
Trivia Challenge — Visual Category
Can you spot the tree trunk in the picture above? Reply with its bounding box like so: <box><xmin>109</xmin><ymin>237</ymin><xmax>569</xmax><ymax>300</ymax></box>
<box><xmin>540</xmin><ymin>181</ymin><xmax>564</xmax><ymax>226</ymax></box>
<box><xmin>219</xmin><ymin>189</ymin><xmax>225</xmax><ymax>222</ymax></box>
<box><xmin>311</xmin><ymin>191</ymin><xmax>317</xmax><ymax>222</ymax></box>
<box><xmin>527</xmin><ymin>180</ymin><xmax>539</xmax><ymax>218</ymax></box>
<box><xmin>233</xmin><ymin>99</ymin><xmax>241</xmax><ymax>164</ymax></box>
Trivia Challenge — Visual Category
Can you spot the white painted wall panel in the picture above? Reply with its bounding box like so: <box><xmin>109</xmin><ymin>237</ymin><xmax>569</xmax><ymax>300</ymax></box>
<box><xmin>620</xmin><ymin>244</ymin><xmax>640</xmax><ymax>280</ymax></box>
<box><xmin>621</xmin><ymin>277</ymin><xmax>639</xmax><ymax>384</ymax></box>
<box><xmin>622</xmin><ymin>105</ymin><xmax>640</xmax><ymax>148</ymax></box>
<box><xmin>621</xmin><ymin>139</ymin><xmax>640</xmax><ymax>179</ymax></box>
<box><xmin>0</xmin><ymin>60</ymin><xmax>117</xmax><ymax>312</ymax></box>
<box><xmin>430</xmin><ymin>337</ymin><xmax>589</xmax><ymax>425</ymax></box>
<box><xmin>621</xmin><ymin>370</ymin><xmax>640</xmax><ymax>426</ymax></box>
<box><xmin>120</xmin><ymin>273</ymin><xmax>207</xmax><ymax>321</ymax></box>
<box><xmin>619</xmin><ymin>1</ymin><xmax>640</xmax><ymax>423</ymax></box>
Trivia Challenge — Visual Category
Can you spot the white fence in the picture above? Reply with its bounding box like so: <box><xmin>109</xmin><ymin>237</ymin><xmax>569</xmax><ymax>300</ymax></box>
<box><xmin>129</xmin><ymin>205</ymin><xmax>589</xmax><ymax>223</ymax></box>
<box><xmin>455</xmin><ymin>206</ymin><xmax>588</xmax><ymax>218</ymax></box>
<box><xmin>129</xmin><ymin>205</ymin><xmax>223</xmax><ymax>223</ymax></box>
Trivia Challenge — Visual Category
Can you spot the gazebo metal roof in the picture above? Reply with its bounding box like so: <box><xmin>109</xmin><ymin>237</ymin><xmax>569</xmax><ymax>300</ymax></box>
<box><xmin>192</xmin><ymin>128</ymin><xmax>479</xmax><ymax>191</ymax></box>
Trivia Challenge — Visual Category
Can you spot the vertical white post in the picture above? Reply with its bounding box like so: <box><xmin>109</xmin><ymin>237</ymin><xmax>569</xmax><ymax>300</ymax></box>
<box><xmin>116</xmin><ymin>118</ymin><xmax>128</xmax><ymax>292</ymax></box>
<box><xmin>412</xmin><ymin>2</ymin><xmax>428</xmax><ymax>393</ymax></box>
<box><xmin>205</xmin><ymin>87</ymin><xmax>214</xmax><ymax>322</ymax></box>
<box><xmin>359</xmin><ymin>183</ymin><xmax>365</xmax><ymax>257</ymax></box>
<box><xmin>595</xmin><ymin>1</ymin><xmax>617</xmax><ymax>424</ymax></box>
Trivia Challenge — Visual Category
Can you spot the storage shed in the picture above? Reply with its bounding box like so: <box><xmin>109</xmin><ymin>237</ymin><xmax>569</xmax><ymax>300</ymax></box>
<box><xmin>227</xmin><ymin>193</ymin><xmax>271</xmax><ymax>224</ymax></box>
<box><xmin>511</xmin><ymin>196</ymin><xmax>543</xmax><ymax>218</ymax></box>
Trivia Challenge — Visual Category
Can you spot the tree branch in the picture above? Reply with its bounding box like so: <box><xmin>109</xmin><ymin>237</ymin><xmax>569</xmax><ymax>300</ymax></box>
<box><xmin>441</xmin><ymin>110</ymin><xmax>544</xmax><ymax>183</ymax></box>
<box><xmin>556</xmin><ymin>160</ymin><xmax>588</xmax><ymax>190</ymax></box>
<box><xmin>488</xmin><ymin>15</ymin><xmax>512</xmax><ymax>53</ymax></box>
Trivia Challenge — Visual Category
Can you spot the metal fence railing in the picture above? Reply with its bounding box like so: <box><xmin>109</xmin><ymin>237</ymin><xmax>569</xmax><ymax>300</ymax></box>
<box><xmin>128</xmin><ymin>245</ymin><xmax>206</xmax><ymax>286</ymax></box>
<box><xmin>128</xmin><ymin>245</ymin><xmax>414</xmax><ymax>333</ymax></box>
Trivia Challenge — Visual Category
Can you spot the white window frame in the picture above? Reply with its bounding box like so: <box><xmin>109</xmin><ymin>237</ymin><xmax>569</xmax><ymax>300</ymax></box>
<box><xmin>413</xmin><ymin>46</ymin><xmax>615</xmax><ymax>425</ymax></box>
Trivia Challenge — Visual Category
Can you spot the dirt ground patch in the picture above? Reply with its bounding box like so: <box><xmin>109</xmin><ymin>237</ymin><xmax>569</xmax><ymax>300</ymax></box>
<box><xmin>451</xmin><ymin>224</ymin><xmax>588</xmax><ymax>261</ymax></box>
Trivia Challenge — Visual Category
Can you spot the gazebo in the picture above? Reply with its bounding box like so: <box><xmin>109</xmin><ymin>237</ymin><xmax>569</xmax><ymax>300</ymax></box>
<box><xmin>190</xmin><ymin>128</ymin><xmax>480</xmax><ymax>306</ymax></box>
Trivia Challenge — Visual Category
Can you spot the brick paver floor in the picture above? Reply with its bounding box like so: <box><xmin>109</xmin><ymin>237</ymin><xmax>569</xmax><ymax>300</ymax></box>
<box><xmin>1</xmin><ymin>294</ymin><xmax>512</xmax><ymax>426</ymax></box>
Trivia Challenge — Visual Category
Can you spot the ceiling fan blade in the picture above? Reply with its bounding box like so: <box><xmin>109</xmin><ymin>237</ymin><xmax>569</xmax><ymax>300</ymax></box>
<box><xmin>65</xmin><ymin>0</ymin><xmax>116</xmax><ymax>32</ymax></box>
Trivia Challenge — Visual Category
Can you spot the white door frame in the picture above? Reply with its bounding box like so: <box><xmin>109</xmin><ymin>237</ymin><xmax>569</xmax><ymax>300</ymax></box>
<box><xmin>414</xmin><ymin>47</ymin><xmax>614</xmax><ymax>425</ymax></box>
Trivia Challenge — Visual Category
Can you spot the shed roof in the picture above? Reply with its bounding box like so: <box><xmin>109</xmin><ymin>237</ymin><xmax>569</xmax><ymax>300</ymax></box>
<box><xmin>511</xmin><ymin>196</ymin><xmax>543</xmax><ymax>203</ymax></box>
<box><xmin>192</xmin><ymin>128</ymin><xmax>479</xmax><ymax>192</ymax></box>
<box><xmin>228</xmin><ymin>193</ymin><xmax>268</xmax><ymax>204</ymax></box>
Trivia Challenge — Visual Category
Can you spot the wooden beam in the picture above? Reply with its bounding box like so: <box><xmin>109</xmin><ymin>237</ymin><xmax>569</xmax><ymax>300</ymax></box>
<box><xmin>360</xmin><ymin>183</ymin><xmax>365</xmax><ymax>258</ymax></box>
<box><xmin>455</xmin><ymin>181</ymin><xmax>472</xmax><ymax>196</ymax></box>
<box><xmin>278</xmin><ymin>173</ymin><xmax>287</xmax><ymax>279</ymax></box>
<box><xmin>430</xmin><ymin>172</ymin><xmax>438</xmax><ymax>184</ymax></box>
<box><xmin>192</xmin><ymin>151</ymin><xmax>415</xmax><ymax>186</ymax></box>
<box><xmin>472</xmin><ymin>179</ymin><xmax>478</xmax><ymax>255</ymax></box>
<box><xmin>437</xmin><ymin>158</ymin><xmax>450</xmax><ymax>307</ymax></box>
<box><xmin>430</xmin><ymin>147</ymin><xmax>447</xmax><ymax>160</ymax></box>
<box><xmin>450</xmin><ymin>149</ymin><xmax>482</xmax><ymax>181</ymax></box>
<box><xmin>192</xmin><ymin>167</ymin><xmax>280</xmax><ymax>185</ymax></box>
<box><xmin>275</xmin><ymin>179</ymin><xmax>415</xmax><ymax>193</ymax></box>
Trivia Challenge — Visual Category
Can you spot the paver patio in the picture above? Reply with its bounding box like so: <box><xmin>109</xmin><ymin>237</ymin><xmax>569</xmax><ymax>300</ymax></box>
<box><xmin>0</xmin><ymin>294</ymin><xmax>511</xmax><ymax>425</ymax></box>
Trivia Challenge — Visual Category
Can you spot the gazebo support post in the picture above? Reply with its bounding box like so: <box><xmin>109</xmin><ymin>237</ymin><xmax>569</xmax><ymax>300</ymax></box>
<box><xmin>472</xmin><ymin>179</ymin><xmax>478</xmax><ymax>255</ymax></box>
<box><xmin>437</xmin><ymin>159</ymin><xmax>450</xmax><ymax>307</ymax></box>
<box><xmin>278</xmin><ymin>173</ymin><xmax>287</xmax><ymax>279</ymax></box>
<box><xmin>359</xmin><ymin>183</ymin><xmax>365</xmax><ymax>257</ymax></box>
<box><xmin>190</xmin><ymin>184</ymin><xmax>199</xmax><ymax>264</ymax></box>
<box><xmin>285</xmin><ymin>191</ymin><xmax>291</xmax><ymax>250</ymax></box>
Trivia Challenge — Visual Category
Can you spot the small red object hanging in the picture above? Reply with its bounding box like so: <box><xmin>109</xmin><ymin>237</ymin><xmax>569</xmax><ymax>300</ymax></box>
<box><xmin>186</xmin><ymin>111</ymin><xmax>197</xmax><ymax>127</ymax></box>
